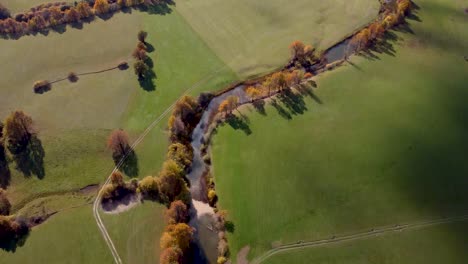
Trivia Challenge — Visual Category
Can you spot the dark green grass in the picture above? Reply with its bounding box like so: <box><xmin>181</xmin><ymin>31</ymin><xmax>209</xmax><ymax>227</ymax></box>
<box><xmin>266</xmin><ymin>222</ymin><xmax>468</xmax><ymax>264</ymax></box>
<box><xmin>212</xmin><ymin>0</ymin><xmax>468</xmax><ymax>260</ymax></box>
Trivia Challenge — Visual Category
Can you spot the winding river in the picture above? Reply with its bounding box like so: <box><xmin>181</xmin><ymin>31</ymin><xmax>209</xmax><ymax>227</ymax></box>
<box><xmin>186</xmin><ymin>38</ymin><xmax>353</xmax><ymax>263</ymax></box>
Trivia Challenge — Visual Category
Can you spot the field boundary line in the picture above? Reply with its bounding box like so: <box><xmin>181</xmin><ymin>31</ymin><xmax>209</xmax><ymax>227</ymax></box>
<box><xmin>252</xmin><ymin>214</ymin><xmax>468</xmax><ymax>264</ymax></box>
<box><xmin>93</xmin><ymin>66</ymin><xmax>227</xmax><ymax>264</ymax></box>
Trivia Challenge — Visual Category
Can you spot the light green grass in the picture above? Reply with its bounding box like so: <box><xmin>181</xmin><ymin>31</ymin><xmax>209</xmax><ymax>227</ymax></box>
<box><xmin>212</xmin><ymin>0</ymin><xmax>468</xmax><ymax>260</ymax></box>
<box><xmin>176</xmin><ymin>0</ymin><xmax>379</xmax><ymax>77</ymax></box>
<box><xmin>0</xmin><ymin>202</ymin><xmax>165</xmax><ymax>264</ymax></box>
<box><xmin>102</xmin><ymin>202</ymin><xmax>166</xmax><ymax>264</ymax></box>
<box><xmin>0</xmin><ymin>9</ymin><xmax>237</xmax><ymax>211</ymax></box>
<box><xmin>266</xmin><ymin>222</ymin><xmax>468</xmax><ymax>264</ymax></box>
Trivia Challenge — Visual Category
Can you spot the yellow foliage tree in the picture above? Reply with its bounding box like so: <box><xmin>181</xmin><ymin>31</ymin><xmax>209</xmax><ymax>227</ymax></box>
<box><xmin>93</xmin><ymin>0</ymin><xmax>110</xmax><ymax>15</ymax></box>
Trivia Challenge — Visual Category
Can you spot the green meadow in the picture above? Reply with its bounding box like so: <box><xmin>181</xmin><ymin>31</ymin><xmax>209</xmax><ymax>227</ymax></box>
<box><xmin>212</xmin><ymin>0</ymin><xmax>468</xmax><ymax>260</ymax></box>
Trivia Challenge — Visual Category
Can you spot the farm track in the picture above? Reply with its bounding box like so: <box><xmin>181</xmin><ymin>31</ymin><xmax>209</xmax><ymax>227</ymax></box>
<box><xmin>92</xmin><ymin>67</ymin><xmax>227</xmax><ymax>264</ymax></box>
<box><xmin>252</xmin><ymin>214</ymin><xmax>468</xmax><ymax>264</ymax></box>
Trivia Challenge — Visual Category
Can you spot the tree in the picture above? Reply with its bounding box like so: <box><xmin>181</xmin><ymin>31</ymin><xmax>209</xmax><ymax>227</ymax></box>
<box><xmin>369</xmin><ymin>22</ymin><xmax>385</xmax><ymax>40</ymax></box>
<box><xmin>218</xmin><ymin>95</ymin><xmax>239</xmax><ymax>115</ymax></box>
<box><xmin>167</xmin><ymin>143</ymin><xmax>193</xmax><ymax>170</ymax></box>
<box><xmin>110</xmin><ymin>171</ymin><xmax>124</xmax><ymax>186</ymax></box>
<box><xmin>245</xmin><ymin>86</ymin><xmax>261</xmax><ymax>102</ymax></box>
<box><xmin>157</xmin><ymin>160</ymin><xmax>187</xmax><ymax>204</ymax></box>
<box><xmin>160</xmin><ymin>246</ymin><xmax>183</xmax><ymax>264</ymax></box>
<box><xmin>351</xmin><ymin>28</ymin><xmax>371</xmax><ymax>51</ymax></box>
<box><xmin>138</xmin><ymin>30</ymin><xmax>148</xmax><ymax>43</ymax></box>
<box><xmin>33</xmin><ymin>80</ymin><xmax>51</xmax><ymax>94</ymax></box>
<box><xmin>160</xmin><ymin>223</ymin><xmax>193</xmax><ymax>251</ymax></box>
<box><xmin>165</xmin><ymin>200</ymin><xmax>189</xmax><ymax>224</ymax></box>
<box><xmin>270</xmin><ymin>72</ymin><xmax>287</xmax><ymax>92</ymax></box>
<box><xmin>132</xmin><ymin>47</ymin><xmax>147</xmax><ymax>61</ymax></box>
<box><xmin>289</xmin><ymin>40</ymin><xmax>305</xmax><ymax>61</ymax></box>
<box><xmin>133</xmin><ymin>60</ymin><xmax>149</xmax><ymax>78</ymax></box>
<box><xmin>76</xmin><ymin>2</ymin><xmax>93</xmax><ymax>18</ymax></box>
<box><xmin>67</xmin><ymin>72</ymin><xmax>78</xmax><ymax>82</ymax></box>
<box><xmin>107</xmin><ymin>129</ymin><xmax>130</xmax><ymax>161</ymax></box>
<box><xmin>93</xmin><ymin>0</ymin><xmax>110</xmax><ymax>15</ymax></box>
<box><xmin>3</xmin><ymin>111</ymin><xmax>35</xmax><ymax>154</ymax></box>
<box><xmin>64</xmin><ymin>7</ymin><xmax>81</xmax><ymax>23</ymax></box>
<box><xmin>138</xmin><ymin>176</ymin><xmax>159</xmax><ymax>198</ymax></box>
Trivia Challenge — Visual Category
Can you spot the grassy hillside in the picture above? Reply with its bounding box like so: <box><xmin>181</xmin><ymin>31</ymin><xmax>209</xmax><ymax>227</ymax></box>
<box><xmin>176</xmin><ymin>0</ymin><xmax>379</xmax><ymax>77</ymax></box>
<box><xmin>212</xmin><ymin>0</ymin><xmax>468</xmax><ymax>260</ymax></box>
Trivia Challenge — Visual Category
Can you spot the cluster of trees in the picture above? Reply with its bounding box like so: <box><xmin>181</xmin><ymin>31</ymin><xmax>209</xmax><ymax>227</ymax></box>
<box><xmin>168</xmin><ymin>95</ymin><xmax>203</xmax><ymax>144</ymax></box>
<box><xmin>351</xmin><ymin>0</ymin><xmax>412</xmax><ymax>51</ymax></box>
<box><xmin>289</xmin><ymin>40</ymin><xmax>320</xmax><ymax>68</ymax></box>
<box><xmin>100</xmin><ymin>170</ymin><xmax>138</xmax><ymax>202</ymax></box>
<box><xmin>133</xmin><ymin>30</ymin><xmax>152</xmax><ymax>79</ymax></box>
<box><xmin>160</xmin><ymin>206</ymin><xmax>194</xmax><ymax>264</ymax></box>
<box><xmin>0</xmin><ymin>0</ymin><xmax>159</xmax><ymax>37</ymax></box>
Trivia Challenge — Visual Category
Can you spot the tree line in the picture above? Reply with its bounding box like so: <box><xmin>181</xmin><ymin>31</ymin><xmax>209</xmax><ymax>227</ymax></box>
<box><xmin>0</xmin><ymin>0</ymin><xmax>170</xmax><ymax>38</ymax></box>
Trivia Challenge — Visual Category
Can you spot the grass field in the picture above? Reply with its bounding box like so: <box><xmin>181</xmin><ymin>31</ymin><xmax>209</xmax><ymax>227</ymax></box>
<box><xmin>176</xmin><ymin>0</ymin><xmax>379</xmax><ymax>77</ymax></box>
<box><xmin>212</xmin><ymin>0</ymin><xmax>468</xmax><ymax>260</ymax></box>
<box><xmin>0</xmin><ymin>6</ymin><xmax>236</xmax><ymax>262</ymax></box>
<box><xmin>266</xmin><ymin>222</ymin><xmax>468</xmax><ymax>264</ymax></box>
<box><xmin>0</xmin><ymin>202</ymin><xmax>165</xmax><ymax>263</ymax></box>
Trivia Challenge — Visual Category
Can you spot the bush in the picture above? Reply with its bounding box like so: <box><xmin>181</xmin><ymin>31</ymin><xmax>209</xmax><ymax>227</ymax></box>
<box><xmin>138</xmin><ymin>176</ymin><xmax>159</xmax><ymax>199</ymax></box>
<box><xmin>33</xmin><ymin>80</ymin><xmax>51</xmax><ymax>94</ymax></box>
<box><xmin>67</xmin><ymin>72</ymin><xmax>78</xmax><ymax>82</ymax></box>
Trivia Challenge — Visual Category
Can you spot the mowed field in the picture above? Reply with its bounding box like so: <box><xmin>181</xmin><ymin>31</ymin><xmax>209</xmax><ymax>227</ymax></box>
<box><xmin>212</xmin><ymin>0</ymin><xmax>468</xmax><ymax>261</ymax></box>
<box><xmin>176</xmin><ymin>0</ymin><xmax>379</xmax><ymax>77</ymax></box>
<box><xmin>266</xmin><ymin>222</ymin><xmax>468</xmax><ymax>264</ymax></box>
<box><xmin>0</xmin><ymin>202</ymin><xmax>165</xmax><ymax>263</ymax></box>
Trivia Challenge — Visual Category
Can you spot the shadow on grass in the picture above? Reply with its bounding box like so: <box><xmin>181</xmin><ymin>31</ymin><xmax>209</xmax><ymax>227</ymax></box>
<box><xmin>0</xmin><ymin>144</ymin><xmax>11</xmax><ymax>188</ymax></box>
<box><xmin>0</xmin><ymin>219</ymin><xmax>30</xmax><ymax>252</ymax></box>
<box><xmin>225</xmin><ymin>113</ymin><xmax>252</xmax><ymax>136</ymax></box>
<box><xmin>12</xmin><ymin>136</ymin><xmax>45</xmax><ymax>180</ymax></box>
<box><xmin>117</xmin><ymin>149</ymin><xmax>139</xmax><ymax>178</ymax></box>
<box><xmin>138</xmin><ymin>54</ymin><xmax>157</xmax><ymax>91</ymax></box>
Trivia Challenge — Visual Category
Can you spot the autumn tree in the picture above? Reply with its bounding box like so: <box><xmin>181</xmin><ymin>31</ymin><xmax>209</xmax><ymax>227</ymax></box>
<box><xmin>3</xmin><ymin>111</ymin><xmax>35</xmax><ymax>154</ymax></box>
<box><xmin>160</xmin><ymin>246</ymin><xmax>183</xmax><ymax>264</ymax></box>
<box><xmin>351</xmin><ymin>28</ymin><xmax>371</xmax><ymax>51</ymax></box>
<box><xmin>218</xmin><ymin>95</ymin><xmax>239</xmax><ymax>115</ymax></box>
<box><xmin>133</xmin><ymin>60</ymin><xmax>150</xmax><ymax>79</ymax></box>
<box><xmin>160</xmin><ymin>223</ymin><xmax>194</xmax><ymax>251</ymax></box>
<box><xmin>138</xmin><ymin>176</ymin><xmax>159</xmax><ymax>199</ymax></box>
<box><xmin>245</xmin><ymin>86</ymin><xmax>261</xmax><ymax>102</ymax></box>
<box><xmin>94</xmin><ymin>0</ymin><xmax>110</xmax><ymax>15</ymax></box>
<box><xmin>285</xmin><ymin>70</ymin><xmax>303</xmax><ymax>88</ymax></box>
<box><xmin>157</xmin><ymin>160</ymin><xmax>189</xmax><ymax>204</ymax></box>
<box><xmin>167</xmin><ymin>143</ymin><xmax>193</xmax><ymax>171</ymax></box>
<box><xmin>65</xmin><ymin>7</ymin><xmax>81</xmax><ymax>23</ymax></box>
<box><xmin>289</xmin><ymin>40</ymin><xmax>305</xmax><ymax>61</ymax></box>
<box><xmin>110</xmin><ymin>171</ymin><xmax>124</xmax><ymax>186</ymax></box>
<box><xmin>107</xmin><ymin>129</ymin><xmax>131</xmax><ymax>161</ymax></box>
<box><xmin>369</xmin><ymin>22</ymin><xmax>385</xmax><ymax>40</ymax></box>
<box><xmin>270</xmin><ymin>72</ymin><xmax>287</xmax><ymax>92</ymax></box>
<box><xmin>138</xmin><ymin>30</ymin><xmax>148</xmax><ymax>43</ymax></box>
<box><xmin>76</xmin><ymin>2</ymin><xmax>93</xmax><ymax>18</ymax></box>
<box><xmin>165</xmin><ymin>200</ymin><xmax>189</xmax><ymax>224</ymax></box>
<box><xmin>132</xmin><ymin>47</ymin><xmax>147</xmax><ymax>61</ymax></box>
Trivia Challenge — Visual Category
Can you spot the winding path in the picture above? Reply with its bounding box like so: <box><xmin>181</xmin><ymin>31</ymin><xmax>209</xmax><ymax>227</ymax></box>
<box><xmin>252</xmin><ymin>214</ymin><xmax>468</xmax><ymax>264</ymax></box>
<box><xmin>92</xmin><ymin>67</ymin><xmax>226</xmax><ymax>264</ymax></box>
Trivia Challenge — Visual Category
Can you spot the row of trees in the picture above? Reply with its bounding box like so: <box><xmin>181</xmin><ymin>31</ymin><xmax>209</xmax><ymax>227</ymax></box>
<box><xmin>0</xmin><ymin>0</ymin><xmax>159</xmax><ymax>37</ymax></box>
<box><xmin>133</xmin><ymin>30</ymin><xmax>153</xmax><ymax>79</ymax></box>
<box><xmin>350</xmin><ymin>0</ymin><xmax>412</xmax><ymax>51</ymax></box>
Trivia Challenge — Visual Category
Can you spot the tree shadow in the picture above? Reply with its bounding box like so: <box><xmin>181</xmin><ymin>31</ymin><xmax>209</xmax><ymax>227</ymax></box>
<box><xmin>13</xmin><ymin>136</ymin><xmax>45</xmax><ymax>180</ymax></box>
<box><xmin>225</xmin><ymin>114</ymin><xmax>252</xmax><ymax>135</ymax></box>
<box><xmin>277</xmin><ymin>89</ymin><xmax>308</xmax><ymax>116</ymax></box>
<box><xmin>0</xmin><ymin>145</ymin><xmax>10</xmax><ymax>189</ymax></box>
<box><xmin>225</xmin><ymin>220</ymin><xmax>235</xmax><ymax>233</ymax></box>
<box><xmin>252</xmin><ymin>99</ymin><xmax>267</xmax><ymax>116</ymax></box>
<box><xmin>119</xmin><ymin>149</ymin><xmax>139</xmax><ymax>177</ymax></box>
<box><xmin>137</xmin><ymin>0</ymin><xmax>174</xmax><ymax>15</ymax></box>
<box><xmin>138</xmin><ymin>56</ymin><xmax>157</xmax><ymax>91</ymax></box>
<box><xmin>145</xmin><ymin>42</ymin><xmax>155</xmax><ymax>53</ymax></box>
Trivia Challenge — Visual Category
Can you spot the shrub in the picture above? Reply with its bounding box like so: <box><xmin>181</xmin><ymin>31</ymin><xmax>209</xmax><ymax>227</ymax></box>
<box><xmin>67</xmin><ymin>72</ymin><xmax>78</xmax><ymax>82</ymax></box>
<box><xmin>137</xmin><ymin>30</ymin><xmax>148</xmax><ymax>42</ymax></box>
<box><xmin>217</xmin><ymin>256</ymin><xmax>227</xmax><ymax>264</ymax></box>
<box><xmin>138</xmin><ymin>176</ymin><xmax>159</xmax><ymax>199</ymax></box>
<box><xmin>0</xmin><ymin>3</ymin><xmax>10</xmax><ymax>19</ymax></box>
<box><xmin>208</xmin><ymin>189</ymin><xmax>217</xmax><ymax>205</ymax></box>
<box><xmin>33</xmin><ymin>80</ymin><xmax>51</xmax><ymax>94</ymax></box>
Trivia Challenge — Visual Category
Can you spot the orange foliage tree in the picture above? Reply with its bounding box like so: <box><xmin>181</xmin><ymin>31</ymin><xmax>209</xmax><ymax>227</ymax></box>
<box><xmin>94</xmin><ymin>0</ymin><xmax>110</xmax><ymax>15</ymax></box>
<box><xmin>107</xmin><ymin>129</ymin><xmax>130</xmax><ymax>161</ymax></box>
